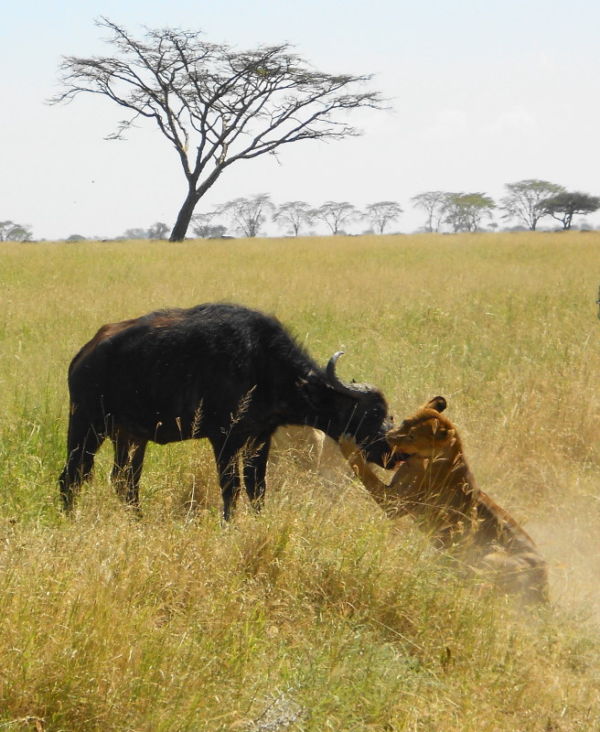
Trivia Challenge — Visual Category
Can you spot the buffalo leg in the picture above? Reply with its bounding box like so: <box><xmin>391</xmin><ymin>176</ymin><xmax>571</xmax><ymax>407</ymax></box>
<box><xmin>111</xmin><ymin>431</ymin><xmax>147</xmax><ymax>513</ymax></box>
<box><xmin>211</xmin><ymin>437</ymin><xmax>243</xmax><ymax>522</ymax></box>
<box><xmin>58</xmin><ymin>414</ymin><xmax>105</xmax><ymax>513</ymax></box>
<box><xmin>243</xmin><ymin>435</ymin><xmax>270</xmax><ymax>511</ymax></box>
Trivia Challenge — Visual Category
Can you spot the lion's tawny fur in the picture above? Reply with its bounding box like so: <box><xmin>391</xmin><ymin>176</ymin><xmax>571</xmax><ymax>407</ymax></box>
<box><xmin>340</xmin><ymin>398</ymin><xmax>548</xmax><ymax>602</ymax></box>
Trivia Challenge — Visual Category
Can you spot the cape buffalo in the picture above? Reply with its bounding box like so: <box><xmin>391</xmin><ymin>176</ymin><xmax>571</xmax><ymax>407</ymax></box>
<box><xmin>59</xmin><ymin>302</ymin><xmax>392</xmax><ymax>519</ymax></box>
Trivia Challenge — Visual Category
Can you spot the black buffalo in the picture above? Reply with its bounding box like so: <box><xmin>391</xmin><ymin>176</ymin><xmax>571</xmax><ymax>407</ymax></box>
<box><xmin>59</xmin><ymin>302</ymin><xmax>392</xmax><ymax>519</ymax></box>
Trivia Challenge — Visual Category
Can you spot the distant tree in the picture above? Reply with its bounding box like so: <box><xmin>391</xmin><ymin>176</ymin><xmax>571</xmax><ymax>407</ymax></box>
<box><xmin>52</xmin><ymin>18</ymin><xmax>385</xmax><ymax>242</ymax></box>
<box><xmin>272</xmin><ymin>201</ymin><xmax>313</xmax><ymax>236</ymax></box>
<box><xmin>311</xmin><ymin>201</ymin><xmax>357</xmax><ymax>235</ymax></box>
<box><xmin>203</xmin><ymin>225</ymin><xmax>228</xmax><ymax>238</ymax></box>
<box><xmin>66</xmin><ymin>234</ymin><xmax>87</xmax><ymax>242</ymax></box>
<box><xmin>147</xmin><ymin>222</ymin><xmax>170</xmax><ymax>239</ymax></box>
<box><xmin>219</xmin><ymin>194</ymin><xmax>274</xmax><ymax>238</ymax></box>
<box><xmin>411</xmin><ymin>191</ymin><xmax>450</xmax><ymax>232</ymax></box>
<box><xmin>539</xmin><ymin>191</ymin><xmax>600</xmax><ymax>230</ymax></box>
<box><xmin>0</xmin><ymin>220</ymin><xmax>33</xmax><ymax>241</ymax></box>
<box><xmin>444</xmin><ymin>192</ymin><xmax>495</xmax><ymax>233</ymax></box>
<box><xmin>500</xmin><ymin>179</ymin><xmax>565</xmax><ymax>231</ymax></box>
<box><xmin>191</xmin><ymin>213</ymin><xmax>227</xmax><ymax>238</ymax></box>
<box><xmin>191</xmin><ymin>212</ymin><xmax>217</xmax><ymax>237</ymax></box>
<box><xmin>122</xmin><ymin>228</ymin><xmax>148</xmax><ymax>240</ymax></box>
<box><xmin>363</xmin><ymin>201</ymin><xmax>402</xmax><ymax>234</ymax></box>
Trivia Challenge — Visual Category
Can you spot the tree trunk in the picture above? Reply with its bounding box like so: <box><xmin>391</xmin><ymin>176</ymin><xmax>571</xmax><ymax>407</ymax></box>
<box><xmin>169</xmin><ymin>189</ymin><xmax>200</xmax><ymax>242</ymax></box>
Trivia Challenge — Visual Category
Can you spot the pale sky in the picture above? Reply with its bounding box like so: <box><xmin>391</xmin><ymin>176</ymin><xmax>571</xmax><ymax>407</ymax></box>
<box><xmin>2</xmin><ymin>0</ymin><xmax>600</xmax><ymax>239</ymax></box>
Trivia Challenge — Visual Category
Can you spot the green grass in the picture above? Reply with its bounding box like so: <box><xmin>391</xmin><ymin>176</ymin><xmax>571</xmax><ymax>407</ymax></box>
<box><xmin>0</xmin><ymin>232</ymin><xmax>599</xmax><ymax>730</ymax></box>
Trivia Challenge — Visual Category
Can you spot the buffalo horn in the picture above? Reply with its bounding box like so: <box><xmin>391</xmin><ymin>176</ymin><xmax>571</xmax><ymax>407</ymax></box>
<box><xmin>326</xmin><ymin>351</ymin><xmax>359</xmax><ymax>395</ymax></box>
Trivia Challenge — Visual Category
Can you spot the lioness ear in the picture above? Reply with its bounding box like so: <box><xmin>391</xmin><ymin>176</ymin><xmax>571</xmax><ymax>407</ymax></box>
<box><xmin>425</xmin><ymin>396</ymin><xmax>447</xmax><ymax>413</ymax></box>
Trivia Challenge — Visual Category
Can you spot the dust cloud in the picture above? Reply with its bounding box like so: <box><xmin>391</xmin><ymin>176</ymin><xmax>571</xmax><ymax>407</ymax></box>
<box><xmin>530</xmin><ymin>499</ymin><xmax>600</xmax><ymax>622</ymax></box>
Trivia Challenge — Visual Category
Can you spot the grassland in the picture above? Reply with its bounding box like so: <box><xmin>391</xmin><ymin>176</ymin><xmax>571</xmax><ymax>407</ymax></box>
<box><xmin>0</xmin><ymin>232</ymin><xmax>599</xmax><ymax>730</ymax></box>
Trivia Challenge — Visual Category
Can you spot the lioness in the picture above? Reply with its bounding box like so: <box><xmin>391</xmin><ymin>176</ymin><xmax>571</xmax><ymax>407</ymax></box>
<box><xmin>340</xmin><ymin>397</ymin><xmax>548</xmax><ymax>603</ymax></box>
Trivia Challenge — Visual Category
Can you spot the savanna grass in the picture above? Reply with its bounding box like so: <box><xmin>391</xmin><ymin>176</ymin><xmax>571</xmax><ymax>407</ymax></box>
<box><xmin>0</xmin><ymin>232</ymin><xmax>599</xmax><ymax>730</ymax></box>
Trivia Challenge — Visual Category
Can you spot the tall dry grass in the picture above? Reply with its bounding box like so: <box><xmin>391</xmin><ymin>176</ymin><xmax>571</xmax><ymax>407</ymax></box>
<box><xmin>0</xmin><ymin>232</ymin><xmax>599</xmax><ymax>730</ymax></box>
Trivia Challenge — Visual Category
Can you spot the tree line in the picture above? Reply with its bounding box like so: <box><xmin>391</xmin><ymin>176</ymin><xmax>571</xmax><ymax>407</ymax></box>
<box><xmin>189</xmin><ymin>198</ymin><xmax>403</xmax><ymax>238</ymax></box>
<box><xmin>4</xmin><ymin>181</ymin><xmax>600</xmax><ymax>242</ymax></box>
<box><xmin>412</xmin><ymin>184</ymin><xmax>600</xmax><ymax>233</ymax></box>
<box><xmin>190</xmin><ymin>186</ymin><xmax>600</xmax><ymax>238</ymax></box>
<box><xmin>121</xmin><ymin>183</ymin><xmax>600</xmax><ymax>240</ymax></box>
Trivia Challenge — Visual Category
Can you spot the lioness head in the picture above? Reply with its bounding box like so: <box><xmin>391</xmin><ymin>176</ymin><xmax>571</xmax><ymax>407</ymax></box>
<box><xmin>387</xmin><ymin>396</ymin><xmax>457</xmax><ymax>463</ymax></box>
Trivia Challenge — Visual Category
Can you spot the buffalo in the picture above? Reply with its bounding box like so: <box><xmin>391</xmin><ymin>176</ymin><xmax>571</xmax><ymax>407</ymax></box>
<box><xmin>59</xmin><ymin>302</ymin><xmax>392</xmax><ymax>519</ymax></box>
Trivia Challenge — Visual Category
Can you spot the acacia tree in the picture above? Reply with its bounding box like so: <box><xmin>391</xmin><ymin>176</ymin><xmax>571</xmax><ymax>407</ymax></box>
<box><xmin>147</xmin><ymin>221</ymin><xmax>170</xmax><ymax>239</ymax></box>
<box><xmin>444</xmin><ymin>192</ymin><xmax>495</xmax><ymax>232</ymax></box>
<box><xmin>363</xmin><ymin>201</ymin><xmax>402</xmax><ymax>234</ymax></box>
<box><xmin>0</xmin><ymin>220</ymin><xmax>33</xmax><ymax>241</ymax></box>
<box><xmin>500</xmin><ymin>179</ymin><xmax>565</xmax><ymax>230</ymax></box>
<box><xmin>191</xmin><ymin>212</ymin><xmax>227</xmax><ymax>238</ymax></box>
<box><xmin>219</xmin><ymin>194</ymin><xmax>274</xmax><ymax>237</ymax></box>
<box><xmin>51</xmin><ymin>18</ymin><xmax>384</xmax><ymax>241</ymax></box>
<box><xmin>272</xmin><ymin>201</ymin><xmax>313</xmax><ymax>236</ymax></box>
<box><xmin>122</xmin><ymin>227</ymin><xmax>148</xmax><ymax>239</ymax></box>
<box><xmin>411</xmin><ymin>191</ymin><xmax>449</xmax><ymax>232</ymax></box>
<box><xmin>540</xmin><ymin>191</ymin><xmax>600</xmax><ymax>230</ymax></box>
<box><xmin>312</xmin><ymin>201</ymin><xmax>357</xmax><ymax>235</ymax></box>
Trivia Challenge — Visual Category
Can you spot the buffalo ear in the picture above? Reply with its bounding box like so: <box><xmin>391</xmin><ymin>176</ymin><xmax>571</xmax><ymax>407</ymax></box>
<box><xmin>425</xmin><ymin>396</ymin><xmax>447</xmax><ymax>413</ymax></box>
<box><xmin>297</xmin><ymin>373</ymin><xmax>328</xmax><ymax>410</ymax></box>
